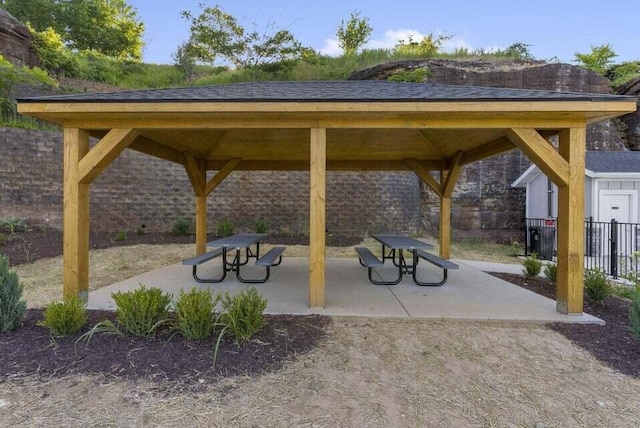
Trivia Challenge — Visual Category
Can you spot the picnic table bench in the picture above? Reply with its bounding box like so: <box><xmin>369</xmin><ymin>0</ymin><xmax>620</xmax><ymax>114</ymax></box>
<box><xmin>183</xmin><ymin>234</ymin><xmax>286</xmax><ymax>284</ymax></box>
<box><xmin>183</xmin><ymin>247</ymin><xmax>230</xmax><ymax>283</ymax></box>
<box><xmin>413</xmin><ymin>249</ymin><xmax>459</xmax><ymax>286</ymax></box>
<box><xmin>356</xmin><ymin>235</ymin><xmax>457</xmax><ymax>286</ymax></box>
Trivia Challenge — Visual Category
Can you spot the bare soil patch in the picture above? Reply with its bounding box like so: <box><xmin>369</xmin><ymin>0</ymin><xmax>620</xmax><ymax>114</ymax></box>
<box><xmin>0</xmin><ymin>230</ymin><xmax>361</xmax><ymax>266</ymax></box>
<box><xmin>490</xmin><ymin>272</ymin><xmax>640</xmax><ymax>377</ymax></box>
<box><xmin>2</xmin><ymin>319</ymin><xmax>640</xmax><ymax>427</ymax></box>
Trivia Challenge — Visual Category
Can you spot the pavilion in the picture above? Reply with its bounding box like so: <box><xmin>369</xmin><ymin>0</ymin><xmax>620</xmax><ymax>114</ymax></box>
<box><xmin>17</xmin><ymin>80</ymin><xmax>637</xmax><ymax>314</ymax></box>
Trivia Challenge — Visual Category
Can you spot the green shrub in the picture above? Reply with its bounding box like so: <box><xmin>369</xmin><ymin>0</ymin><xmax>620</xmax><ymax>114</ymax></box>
<box><xmin>0</xmin><ymin>216</ymin><xmax>28</xmax><ymax>235</ymax></box>
<box><xmin>253</xmin><ymin>218</ymin><xmax>269</xmax><ymax>234</ymax></box>
<box><xmin>584</xmin><ymin>268</ymin><xmax>612</xmax><ymax>306</ymax></box>
<box><xmin>543</xmin><ymin>263</ymin><xmax>557</xmax><ymax>284</ymax></box>
<box><xmin>630</xmin><ymin>290</ymin><xmax>640</xmax><ymax>341</ymax></box>
<box><xmin>113</xmin><ymin>230</ymin><xmax>127</xmax><ymax>242</ymax></box>
<box><xmin>175</xmin><ymin>288</ymin><xmax>220</xmax><ymax>340</ymax></box>
<box><xmin>0</xmin><ymin>255</ymin><xmax>27</xmax><ymax>332</ymax></box>
<box><xmin>39</xmin><ymin>296</ymin><xmax>87</xmax><ymax>336</ymax></box>
<box><xmin>136</xmin><ymin>225</ymin><xmax>146</xmax><ymax>235</ymax></box>
<box><xmin>522</xmin><ymin>253</ymin><xmax>542</xmax><ymax>278</ymax></box>
<box><xmin>507</xmin><ymin>240</ymin><xmax>521</xmax><ymax>257</ymax></box>
<box><xmin>221</xmin><ymin>288</ymin><xmax>267</xmax><ymax>345</ymax></box>
<box><xmin>111</xmin><ymin>284</ymin><xmax>171</xmax><ymax>337</ymax></box>
<box><xmin>217</xmin><ymin>218</ymin><xmax>235</xmax><ymax>237</ymax></box>
<box><xmin>172</xmin><ymin>218</ymin><xmax>191</xmax><ymax>236</ymax></box>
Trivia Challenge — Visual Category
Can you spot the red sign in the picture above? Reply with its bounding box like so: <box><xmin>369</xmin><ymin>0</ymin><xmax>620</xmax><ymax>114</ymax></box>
<box><xmin>544</xmin><ymin>218</ymin><xmax>556</xmax><ymax>227</ymax></box>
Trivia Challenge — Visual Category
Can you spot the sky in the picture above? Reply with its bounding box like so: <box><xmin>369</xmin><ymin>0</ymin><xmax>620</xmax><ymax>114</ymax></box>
<box><xmin>127</xmin><ymin>0</ymin><xmax>639</xmax><ymax>66</ymax></box>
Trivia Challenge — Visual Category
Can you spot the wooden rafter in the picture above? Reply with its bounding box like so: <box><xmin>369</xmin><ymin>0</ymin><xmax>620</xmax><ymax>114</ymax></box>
<box><xmin>183</xmin><ymin>152</ymin><xmax>206</xmax><ymax>196</ymax></box>
<box><xmin>442</xmin><ymin>151</ymin><xmax>465</xmax><ymax>197</ymax></box>
<box><xmin>204</xmin><ymin>158</ymin><xmax>241</xmax><ymax>196</ymax></box>
<box><xmin>461</xmin><ymin>136</ymin><xmax>515</xmax><ymax>166</ymax></box>
<box><xmin>404</xmin><ymin>158</ymin><xmax>443</xmax><ymax>198</ymax></box>
<box><xmin>506</xmin><ymin>128</ymin><xmax>569</xmax><ymax>187</ymax></box>
<box><xmin>129</xmin><ymin>136</ymin><xmax>186</xmax><ymax>166</ymax></box>
<box><xmin>78</xmin><ymin>128</ymin><xmax>138</xmax><ymax>184</ymax></box>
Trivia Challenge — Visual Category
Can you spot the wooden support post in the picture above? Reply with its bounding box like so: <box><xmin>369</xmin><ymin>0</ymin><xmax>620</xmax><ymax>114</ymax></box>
<box><xmin>184</xmin><ymin>153</ymin><xmax>207</xmax><ymax>255</ymax></box>
<box><xmin>63</xmin><ymin>128</ymin><xmax>90</xmax><ymax>301</ymax></box>
<box><xmin>195</xmin><ymin>196</ymin><xmax>207</xmax><ymax>255</ymax></box>
<box><xmin>439</xmin><ymin>151</ymin><xmax>464</xmax><ymax>259</ymax></box>
<box><xmin>556</xmin><ymin>128</ymin><xmax>586</xmax><ymax>315</ymax></box>
<box><xmin>309</xmin><ymin>128</ymin><xmax>326</xmax><ymax>308</ymax></box>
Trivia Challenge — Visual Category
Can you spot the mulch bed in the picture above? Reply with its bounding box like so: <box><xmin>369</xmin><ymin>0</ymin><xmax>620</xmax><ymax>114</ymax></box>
<box><xmin>490</xmin><ymin>272</ymin><xmax>640</xmax><ymax>377</ymax></box>
<box><xmin>0</xmin><ymin>228</ymin><xmax>349</xmax><ymax>389</ymax></box>
<box><xmin>0</xmin><ymin>310</ymin><xmax>330</xmax><ymax>391</ymax></box>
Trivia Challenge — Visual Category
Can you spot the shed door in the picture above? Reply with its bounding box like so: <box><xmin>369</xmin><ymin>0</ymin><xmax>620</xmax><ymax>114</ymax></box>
<box><xmin>599</xmin><ymin>192</ymin><xmax>632</xmax><ymax>223</ymax></box>
<box><xmin>598</xmin><ymin>190</ymin><xmax>636</xmax><ymax>257</ymax></box>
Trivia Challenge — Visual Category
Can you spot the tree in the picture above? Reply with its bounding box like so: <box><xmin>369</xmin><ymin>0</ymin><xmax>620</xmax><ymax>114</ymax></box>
<box><xmin>336</xmin><ymin>11</ymin><xmax>372</xmax><ymax>55</ymax></box>
<box><xmin>394</xmin><ymin>33</ymin><xmax>452</xmax><ymax>57</ymax></box>
<box><xmin>0</xmin><ymin>54</ymin><xmax>56</xmax><ymax>116</ymax></box>
<box><xmin>173</xmin><ymin>42</ymin><xmax>198</xmax><ymax>80</ymax></box>
<box><xmin>28</xmin><ymin>24</ymin><xmax>78</xmax><ymax>77</ymax></box>
<box><xmin>1</xmin><ymin>0</ymin><xmax>59</xmax><ymax>32</ymax></box>
<box><xmin>2</xmin><ymin>0</ymin><xmax>144</xmax><ymax>61</ymax></box>
<box><xmin>181</xmin><ymin>5</ymin><xmax>304</xmax><ymax>69</ymax></box>
<box><xmin>574</xmin><ymin>44</ymin><xmax>617</xmax><ymax>75</ymax></box>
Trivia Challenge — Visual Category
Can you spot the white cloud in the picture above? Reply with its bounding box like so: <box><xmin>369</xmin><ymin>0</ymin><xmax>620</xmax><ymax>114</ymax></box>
<box><xmin>319</xmin><ymin>37</ymin><xmax>342</xmax><ymax>56</ymax></box>
<box><xmin>366</xmin><ymin>28</ymin><xmax>427</xmax><ymax>50</ymax></box>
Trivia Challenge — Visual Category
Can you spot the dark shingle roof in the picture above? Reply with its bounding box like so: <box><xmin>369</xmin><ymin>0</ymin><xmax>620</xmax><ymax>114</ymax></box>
<box><xmin>17</xmin><ymin>81</ymin><xmax>634</xmax><ymax>103</ymax></box>
<box><xmin>586</xmin><ymin>151</ymin><xmax>640</xmax><ymax>173</ymax></box>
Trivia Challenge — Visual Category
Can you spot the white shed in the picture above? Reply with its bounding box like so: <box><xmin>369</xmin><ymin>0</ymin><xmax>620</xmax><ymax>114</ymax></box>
<box><xmin>512</xmin><ymin>151</ymin><xmax>640</xmax><ymax>270</ymax></box>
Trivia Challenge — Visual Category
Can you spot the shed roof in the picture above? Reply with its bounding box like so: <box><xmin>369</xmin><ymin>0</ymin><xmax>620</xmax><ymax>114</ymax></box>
<box><xmin>512</xmin><ymin>151</ymin><xmax>640</xmax><ymax>187</ymax></box>
<box><xmin>17</xmin><ymin>80</ymin><xmax>633</xmax><ymax>103</ymax></box>
<box><xmin>584</xmin><ymin>151</ymin><xmax>640</xmax><ymax>173</ymax></box>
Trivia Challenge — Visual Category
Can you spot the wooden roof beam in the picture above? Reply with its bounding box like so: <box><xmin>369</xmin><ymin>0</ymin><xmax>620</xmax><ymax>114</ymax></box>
<box><xmin>129</xmin><ymin>136</ymin><xmax>187</xmax><ymax>166</ymax></box>
<box><xmin>184</xmin><ymin>153</ymin><xmax>206</xmax><ymax>196</ymax></box>
<box><xmin>442</xmin><ymin>151</ymin><xmax>465</xmax><ymax>197</ymax></box>
<box><xmin>78</xmin><ymin>128</ymin><xmax>138</xmax><ymax>184</ymax></box>
<box><xmin>506</xmin><ymin>128</ymin><xmax>569</xmax><ymax>187</ymax></box>
<box><xmin>204</xmin><ymin>158</ymin><xmax>241</xmax><ymax>196</ymax></box>
<box><xmin>405</xmin><ymin>158</ymin><xmax>443</xmax><ymax>198</ymax></box>
<box><xmin>461</xmin><ymin>136</ymin><xmax>515</xmax><ymax>166</ymax></box>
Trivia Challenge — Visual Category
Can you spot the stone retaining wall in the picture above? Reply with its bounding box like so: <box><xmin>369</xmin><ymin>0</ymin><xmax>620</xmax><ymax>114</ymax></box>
<box><xmin>0</xmin><ymin>127</ymin><xmax>421</xmax><ymax>236</ymax></box>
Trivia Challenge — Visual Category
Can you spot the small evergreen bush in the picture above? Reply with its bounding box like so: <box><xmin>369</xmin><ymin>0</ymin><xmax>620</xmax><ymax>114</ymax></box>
<box><xmin>175</xmin><ymin>288</ymin><xmax>220</xmax><ymax>340</ymax></box>
<box><xmin>630</xmin><ymin>290</ymin><xmax>640</xmax><ymax>341</ymax></box>
<box><xmin>172</xmin><ymin>218</ymin><xmax>191</xmax><ymax>236</ymax></box>
<box><xmin>217</xmin><ymin>218</ymin><xmax>235</xmax><ymax>237</ymax></box>
<box><xmin>543</xmin><ymin>263</ymin><xmax>557</xmax><ymax>284</ymax></box>
<box><xmin>0</xmin><ymin>255</ymin><xmax>27</xmax><ymax>332</ymax></box>
<box><xmin>111</xmin><ymin>284</ymin><xmax>171</xmax><ymax>337</ymax></box>
<box><xmin>584</xmin><ymin>268</ymin><xmax>612</xmax><ymax>306</ymax></box>
<box><xmin>221</xmin><ymin>288</ymin><xmax>267</xmax><ymax>345</ymax></box>
<box><xmin>39</xmin><ymin>296</ymin><xmax>87</xmax><ymax>336</ymax></box>
<box><xmin>113</xmin><ymin>230</ymin><xmax>127</xmax><ymax>242</ymax></box>
<box><xmin>522</xmin><ymin>253</ymin><xmax>542</xmax><ymax>278</ymax></box>
<box><xmin>253</xmin><ymin>218</ymin><xmax>269</xmax><ymax>234</ymax></box>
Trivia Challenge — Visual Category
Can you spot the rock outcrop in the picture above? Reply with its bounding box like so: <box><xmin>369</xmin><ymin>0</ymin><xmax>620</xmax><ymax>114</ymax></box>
<box><xmin>0</xmin><ymin>9</ymin><xmax>39</xmax><ymax>67</ymax></box>
<box><xmin>350</xmin><ymin>59</ymin><xmax>628</xmax><ymax>240</ymax></box>
<box><xmin>616</xmin><ymin>78</ymin><xmax>640</xmax><ymax>150</ymax></box>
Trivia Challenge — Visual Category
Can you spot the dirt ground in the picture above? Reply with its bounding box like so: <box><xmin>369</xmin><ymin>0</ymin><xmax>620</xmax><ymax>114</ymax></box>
<box><xmin>1</xmin><ymin>319</ymin><xmax>639</xmax><ymax>427</ymax></box>
<box><xmin>3</xmin><ymin>232</ymin><xmax>639</xmax><ymax>426</ymax></box>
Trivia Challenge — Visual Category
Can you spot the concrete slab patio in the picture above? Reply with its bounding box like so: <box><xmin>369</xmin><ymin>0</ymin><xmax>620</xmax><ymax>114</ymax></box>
<box><xmin>88</xmin><ymin>258</ymin><xmax>603</xmax><ymax>324</ymax></box>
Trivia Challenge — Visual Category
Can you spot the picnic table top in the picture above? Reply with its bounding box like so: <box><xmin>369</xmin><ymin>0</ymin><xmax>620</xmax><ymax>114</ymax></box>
<box><xmin>207</xmin><ymin>233</ymin><xmax>268</xmax><ymax>248</ymax></box>
<box><xmin>372</xmin><ymin>234</ymin><xmax>434</xmax><ymax>250</ymax></box>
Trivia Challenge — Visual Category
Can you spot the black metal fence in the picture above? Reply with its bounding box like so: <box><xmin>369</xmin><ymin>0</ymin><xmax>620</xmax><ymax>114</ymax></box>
<box><xmin>525</xmin><ymin>217</ymin><xmax>640</xmax><ymax>278</ymax></box>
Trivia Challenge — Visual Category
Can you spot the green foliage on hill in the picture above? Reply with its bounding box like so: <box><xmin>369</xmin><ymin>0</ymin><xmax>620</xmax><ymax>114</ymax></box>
<box><xmin>4</xmin><ymin>0</ymin><xmax>144</xmax><ymax>60</ymax></box>
<box><xmin>0</xmin><ymin>54</ymin><xmax>57</xmax><ymax>128</ymax></box>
